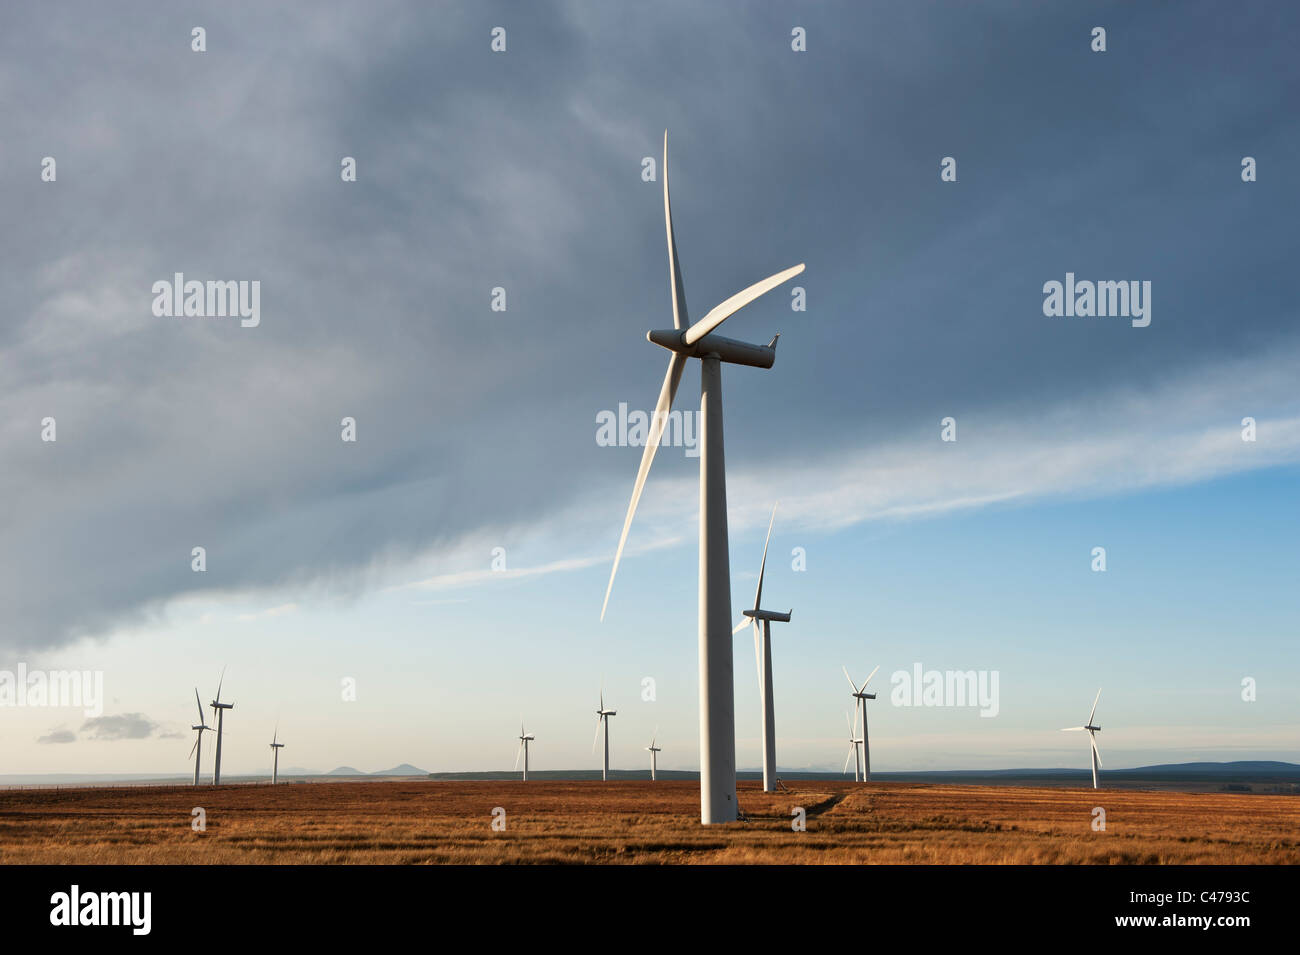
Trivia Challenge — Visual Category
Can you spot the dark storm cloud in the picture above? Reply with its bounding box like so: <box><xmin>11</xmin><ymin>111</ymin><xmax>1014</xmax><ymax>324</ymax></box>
<box><xmin>1</xmin><ymin>1</ymin><xmax>1296</xmax><ymax>647</ymax></box>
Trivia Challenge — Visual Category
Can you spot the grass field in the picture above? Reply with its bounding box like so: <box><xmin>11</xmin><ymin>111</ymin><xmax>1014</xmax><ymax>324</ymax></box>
<box><xmin>1</xmin><ymin>779</ymin><xmax>1295</xmax><ymax>864</ymax></box>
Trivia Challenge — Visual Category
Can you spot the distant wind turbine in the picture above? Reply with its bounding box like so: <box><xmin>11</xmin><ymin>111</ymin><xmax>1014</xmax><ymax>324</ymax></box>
<box><xmin>1061</xmin><ymin>688</ymin><xmax>1104</xmax><ymax>789</ymax></box>
<box><xmin>843</xmin><ymin>665</ymin><xmax>880</xmax><ymax>781</ymax></box>
<box><xmin>515</xmin><ymin>722</ymin><xmax>535</xmax><ymax>781</ymax></box>
<box><xmin>646</xmin><ymin>729</ymin><xmax>662</xmax><ymax>781</ymax></box>
<box><xmin>188</xmin><ymin>688</ymin><xmax>212</xmax><ymax>787</ymax></box>
<box><xmin>593</xmin><ymin>689</ymin><xmax>617</xmax><ymax>781</ymax></box>
<box><xmin>269</xmin><ymin>725</ymin><xmax>284</xmax><ymax>785</ymax></box>
<box><xmin>732</xmin><ymin>503</ymin><xmax>791</xmax><ymax>793</ymax></box>
<box><xmin>842</xmin><ymin>709</ymin><xmax>864</xmax><ymax>781</ymax></box>
<box><xmin>209</xmin><ymin>669</ymin><xmax>234</xmax><ymax>785</ymax></box>
<box><xmin>600</xmin><ymin>131</ymin><xmax>805</xmax><ymax>824</ymax></box>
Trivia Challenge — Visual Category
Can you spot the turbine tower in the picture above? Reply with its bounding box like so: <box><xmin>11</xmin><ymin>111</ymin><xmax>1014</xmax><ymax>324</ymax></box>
<box><xmin>842</xmin><ymin>709</ymin><xmax>864</xmax><ymax>781</ymax></box>
<box><xmin>209</xmin><ymin>669</ymin><xmax>234</xmax><ymax>785</ymax></box>
<box><xmin>515</xmin><ymin>722</ymin><xmax>535</xmax><ymax>781</ymax></box>
<box><xmin>732</xmin><ymin>503</ymin><xmax>791</xmax><ymax>793</ymax></box>
<box><xmin>646</xmin><ymin>729</ymin><xmax>662</xmax><ymax>781</ymax></box>
<box><xmin>843</xmin><ymin>665</ymin><xmax>880</xmax><ymax>781</ymax></box>
<box><xmin>601</xmin><ymin>131</ymin><xmax>806</xmax><ymax>824</ymax></box>
<box><xmin>593</xmin><ymin>690</ymin><xmax>617</xmax><ymax>781</ymax></box>
<box><xmin>1061</xmin><ymin>688</ymin><xmax>1103</xmax><ymax>789</ymax></box>
<box><xmin>187</xmin><ymin>688</ymin><xmax>212</xmax><ymax>787</ymax></box>
<box><xmin>269</xmin><ymin>725</ymin><xmax>284</xmax><ymax>785</ymax></box>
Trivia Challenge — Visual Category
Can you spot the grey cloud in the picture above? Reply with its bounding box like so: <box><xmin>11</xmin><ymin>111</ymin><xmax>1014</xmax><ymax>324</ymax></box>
<box><xmin>79</xmin><ymin>713</ymin><xmax>160</xmax><ymax>741</ymax></box>
<box><xmin>2</xmin><ymin>1</ymin><xmax>1297</xmax><ymax>648</ymax></box>
<box><xmin>37</xmin><ymin>729</ymin><xmax>77</xmax><ymax>744</ymax></box>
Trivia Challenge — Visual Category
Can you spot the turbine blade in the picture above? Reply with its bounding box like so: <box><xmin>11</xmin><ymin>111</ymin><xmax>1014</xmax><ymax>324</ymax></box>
<box><xmin>1088</xmin><ymin>688</ymin><xmax>1101</xmax><ymax>725</ymax></box>
<box><xmin>863</xmin><ymin>665</ymin><xmax>880</xmax><ymax>688</ymax></box>
<box><xmin>851</xmin><ymin>705</ymin><xmax>860</xmax><ymax>736</ymax></box>
<box><xmin>754</xmin><ymin>503</ymin><xmax>777</xmax><ymax>611</ymax></box>
<box><xmin>515</xmin><ymin>741</ymin><xmax>524</xmax><ymax>772</ymax></box>
<box><xmin>663</xmin><ymin>131</ymin><xmax>689</xmax><ymax>331</ymax></box>
<box><xmin>842</xmin><ymin>666</ymin><xmax>859</xmax><ymax>694</ymax></box>
<box><xmin>194</xmin><ymin>688</ymin><xmax>204</xmax><ymax>724</ymax></box>
<box><xmin>592</xmin><ymin>717</ymin><xmax>602</xmax><ymax>754</ymax></box>
<box><xmin>682</xmin><ymin>264</ymin><xmax>805</xmax><ymax>346</ymax></box>
<box><xmin>600</xmin><ymin>352</ymin><xmax>687</xmax><ymax>620</ymax></box>
<box><xmin>843</xmin><ymin>745</ymin><xmax>854</xmax><ymax>775</ymax></box>
<box><xmin>1090</xmin><ymin>733</ymin><xmax>1103</xmax><ymax>767</ymax></box>
<box><xmin>753</xmin><ymin>622</ymin><xmax>763</xmax><ymax>700</ymax></box>
<box><xmin>732</xmin><ymin>617</ymin><xmax>750</xmax><ymax>635</ymax></box>
<box><xmin>1061</xmin><ymin>726</ymin><xmax>1085</xmax><ymax>731</ymax></box>
<box><xmin>188</xmin><ymin>736</ymin><xmax>199</xmax><ymax>759</ymax></box>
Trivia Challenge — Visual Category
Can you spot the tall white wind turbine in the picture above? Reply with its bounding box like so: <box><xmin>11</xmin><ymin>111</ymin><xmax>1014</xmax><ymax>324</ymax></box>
<box><xmin>593</xmin><ymin>690</ymin><xmax>617</xmax><ymax>781</ymax></box>
<box><xmin>842</xmin><ymin>709</ymin><xmax>864</xmax><ymax>781</ymax></box>
<box><xmin>843</xmin><ymin>665</ymin><xmax>880</xmax><ymax>781</ymax></box>
<box><xmin>601</xmin><ymin>131</ymin><xmax>806</xmax><ymax>824</ymax></box>
<box><xmin>269</xmin><ymin>725</ymin><xmax>284</xmax><ymax>785</ymax></box>
<box><xmin>646</xmin><ymin>729</ymin><xmax>662</xmax><ymax>781</ymax></box>
<box><xmin>1061</xmin><ymin>688</ymin><xmax>1104</xmax><ymax>789</ymax></box>
<box><xmin>188</xmin><ymin>688</ymin><xmax>212</xmax><ymax>787</ymax></box>
<box><xmin>209</xmin><ymin>669</ymin><xmax>234</xmax><ymax>785</ymax></box>
<box><xmin>515</xmin><ymin>722</ymin><xmax>535</xmax><ymax>781</ymax></box>
<box><xmin>732</xmin><ymin>503</ymin><xmax>792</xmax><ymax>793</ymax></box>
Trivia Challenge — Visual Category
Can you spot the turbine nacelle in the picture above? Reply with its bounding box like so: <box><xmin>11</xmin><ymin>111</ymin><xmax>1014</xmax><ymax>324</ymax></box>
<box><xmin>743</xmin><ymin>608</ymin><xmax>792</xmax><ymax>623</ymax></box>
<box><xmin>646</xmin><ymin>329</ymin><xmax>779</xmax><ymax>368</ymax></box>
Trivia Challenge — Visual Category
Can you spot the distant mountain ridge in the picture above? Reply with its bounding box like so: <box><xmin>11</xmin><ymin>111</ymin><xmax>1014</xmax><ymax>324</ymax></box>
<box><xmin>3</xmin><ymin>760</ymin><xmax>1295</xmax><ymax>787</ymax></box>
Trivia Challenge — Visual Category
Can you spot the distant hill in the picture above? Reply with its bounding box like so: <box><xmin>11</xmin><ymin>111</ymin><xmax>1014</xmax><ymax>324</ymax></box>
<box><xmin>325</xmin><ymin>766</ymin><xmax>365</xmax><ymax>776</ymax></box>
<box><xmin>370</xmin><ymin>763</ymin><xmax>427</xmax><ymax>776</ymax></box>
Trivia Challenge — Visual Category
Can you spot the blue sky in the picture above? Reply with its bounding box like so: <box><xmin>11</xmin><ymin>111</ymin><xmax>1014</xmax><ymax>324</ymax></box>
<box><xmin>2</xmin><ymin>1</ymin><xmax>1297</xmax><ymax>776</ymax></box>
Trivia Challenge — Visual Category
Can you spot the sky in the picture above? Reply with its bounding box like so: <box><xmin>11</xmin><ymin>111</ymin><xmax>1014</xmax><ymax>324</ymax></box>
<box><xmin>2</xmin><ymin>1</ymin><xmax>1297</xmax><ymax>778</ymax></box>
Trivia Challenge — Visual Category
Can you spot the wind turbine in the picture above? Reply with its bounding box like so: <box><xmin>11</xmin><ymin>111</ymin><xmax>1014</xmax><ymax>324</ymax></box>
<box><xmin>515</xmin><ymin>722</ymin><xmax>535</xmax><ymax>781</ymax></box>
<box><xmin>1061</xmin><ymin>688</ymin><xmax>1103</xmax><ymax>789</ymax></box>
<box><xmin>843</xmin><ymin>665</ymin><xmax>880</xmax><ymax>781</ymax></box>
<box><xmin>269</xmin><ymin>725</ymin><xmax>284</xmax><ymax>785</ymax></box>
<box><xmin>601</xmin><ymin>131</ymin><xmax>806</xmax><ymax>824</ymax></box>
<box><xmin>646</xmin><ymin>729</ymin><xmax>662</xmax><ymax>781</ymax></box>
<box><xmin>731</xmin><ymin>503</ymin><xmax>791</xmax><ymax>793</ymax></box>
<box><xmin>188</xmin><ymin>688</ymin><xmax>212</xmax><ymax>787</ymax></box>
<box><xmin>209</xmin><ymin>669</ymin><xmax>234</xmax><ymax>785</ymax></box>
<box><xmin>842</xmin><ymin>709</ymin><xmax>863</xmax><ymax>781</ymax></box>
<box><xmin>593</xmin><ymin>690</ymin><xmax>617</xmax><ymax>781</ymax></box>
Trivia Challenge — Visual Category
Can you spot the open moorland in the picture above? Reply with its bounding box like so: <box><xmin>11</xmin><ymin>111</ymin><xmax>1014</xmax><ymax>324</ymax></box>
<box><xmin>1</xmin><ymin>779</ymin><xmax>1295</xmax><ymax>864</ymax></box>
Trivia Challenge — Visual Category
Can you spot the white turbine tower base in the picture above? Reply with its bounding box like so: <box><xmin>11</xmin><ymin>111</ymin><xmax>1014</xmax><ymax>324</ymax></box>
<box><xmin>601</xmin><ymin>131</ymin><xmax>805</xmax><ymax>825</ymax></box>
<box><xmin>842</xmin><ymin>709</ymin><xmax>864</xmax><ymax>781</ymax></box>
<box><xmin>1061</xmin><ymin>688</ymin><xmax>1104</xmax><ymax>789</ymax></box>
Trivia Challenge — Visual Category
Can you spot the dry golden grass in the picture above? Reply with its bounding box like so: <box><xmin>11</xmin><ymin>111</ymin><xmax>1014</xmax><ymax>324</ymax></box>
<box><xmin>0</xmin><ymin>779</ymin><xmax>1294</xmax><ymax>864</ymax></box>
